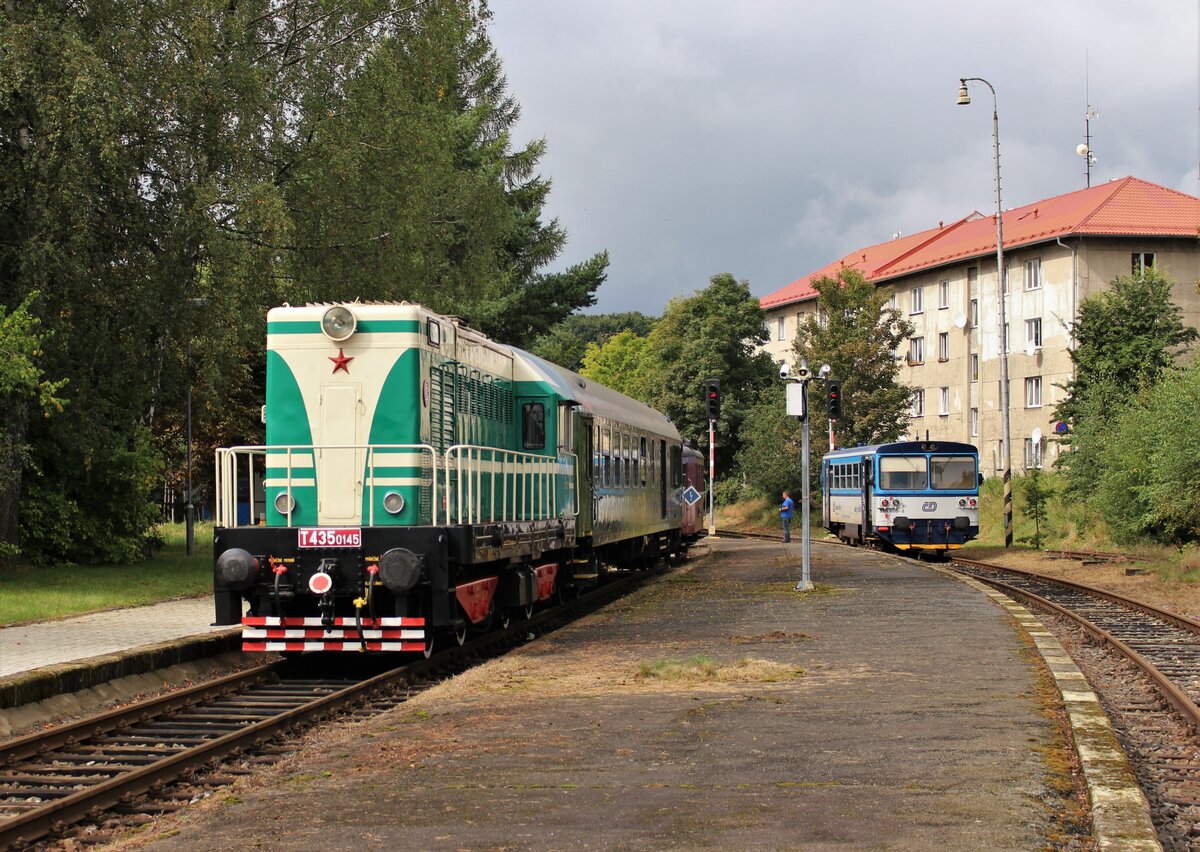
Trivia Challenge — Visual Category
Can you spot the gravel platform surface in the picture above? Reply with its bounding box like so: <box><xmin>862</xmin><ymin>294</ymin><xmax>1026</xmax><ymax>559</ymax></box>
<box><xmin>129</xmin><ymin>539</ymin><xmax>1082</xmax><ymax>850</ymax></box>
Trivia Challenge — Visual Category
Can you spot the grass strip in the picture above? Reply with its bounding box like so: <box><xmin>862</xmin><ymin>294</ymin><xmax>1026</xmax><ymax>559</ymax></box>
<box><xmin>0</xmin><ymin>523</ymin><xmax>213</xmax><ymax>626</ymax></box>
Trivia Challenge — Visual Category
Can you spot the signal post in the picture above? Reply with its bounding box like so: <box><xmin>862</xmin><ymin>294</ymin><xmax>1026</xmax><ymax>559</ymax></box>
<box><xmin>703</xmin><ymin>379</ymin><xmax>720</xmax><ymax>537</ymax></box>
<box><xmin>781</xmin><ymin>360</ymin><xmax>834</xmax><ymax>592</ymax></box>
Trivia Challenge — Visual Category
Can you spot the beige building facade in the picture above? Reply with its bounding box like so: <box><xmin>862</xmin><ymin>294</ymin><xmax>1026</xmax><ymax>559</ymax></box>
<box><xmin>759</xmin><ymin>178</ymin><xmax>1200</xmax><ymax>477</ymax></box>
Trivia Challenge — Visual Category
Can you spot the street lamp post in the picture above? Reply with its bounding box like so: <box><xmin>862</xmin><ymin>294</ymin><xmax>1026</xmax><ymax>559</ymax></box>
<box><xmin>185</xmin><ymin>297</ymin><xmax>207</xmax><ymax>558</ymax></box>
<box><xmin>957</xmin><ymin>77</ymin><xmax>1012</xmax><ymax>548</ymax></box>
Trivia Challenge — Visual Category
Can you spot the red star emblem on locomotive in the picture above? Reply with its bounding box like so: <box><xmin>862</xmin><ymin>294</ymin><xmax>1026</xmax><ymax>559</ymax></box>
<box><xmin>329</xmin><ymin>348</ymin><xmax>353</xmax><ymax>374</ymax></box>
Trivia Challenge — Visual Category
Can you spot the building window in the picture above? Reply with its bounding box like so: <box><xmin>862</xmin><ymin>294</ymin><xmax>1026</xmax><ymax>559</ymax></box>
<box><xmin>1132</xmin><ymin>252</ymin><xmax>1156</xmax><ymax>275</ymax></box>
<box><xmin>969</xmin><ymin>298</ymin><xmax>979</xmax><ymax>328</ymax></box>
<box><xmin>939</xmin><ymin>387</ymin><xmax>950</xmax><ymax>416</ymax></box>
<box><xmin>818</xmin><ymin>308</ymin><xmax>829</xmax><ymax>329</ymax></box>
<box><xmin>938</xmin><ymin>332</ymin><xmax>949</xmax><ymax>362</ymax></box>
<box><xmin>1025</xmin><ymin>317</ymin><xmax>1042</xmax><ymax>350</ymax></box>
<box><xmin>911</xmin><ymin>389</ymin><xmax>925</xmax><ymax>417</ymax></box>
<box><xmin>1025</xmin><ymin>376</ymin><xmax>1042</xmax><ymax>408</ymax></box>
<box><xmin>1004</xmin><ymin>322</ymin><xmax>1010</xmax><ymax>352</ymax></box>
<box><xmin>887</xmin><ymin>292</ymin><xmax>897</xmax><ymax>311</ymax></box>
<box><xmin>969</xmin><ymin>407</ymin><xmax>979</xmax><ymax>437</ymax></box>
<box><xmin>777</xmin><ymin>317</ymin><xmax>785</xmax><ymax>341</ymax></box>
<box><xmin>938</xmin><ymin>280</ymin><xmax>950</xmax><ymax>309</ymax></box>
<box><xmin>970</xmin><ymin>353</ymin><xmax>979</xmax><ymax>382</ymax></box>
<box><xmin>1024</xmin><ymin>258</ymin><xmax>1041</xmax><ymax>291</ymax></box>
<box><xmin>1001</xmin><ymin>266</ymin><xmax>1009</xmax><ymax>296</ymax></box>
<box><xmin>909</xmin><ymin>336</ymin><xmax>924</xmax><ymax>365</ymax></box>
<box><xmin>911</xmin><ymin>287</ymin><xmax>924</xmax><ymax>314</ymax></box>
<box><xmin>1024</xmin><ymin>437</ymin><xmax>1044</xmax><ymax>470</ymax></box>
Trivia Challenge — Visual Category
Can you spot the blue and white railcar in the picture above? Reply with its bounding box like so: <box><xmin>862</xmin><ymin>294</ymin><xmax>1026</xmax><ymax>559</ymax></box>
<box><xmin>821</xmin><ymin>440</ymin><xmax>980</xmax><ymax>555</ymax></box>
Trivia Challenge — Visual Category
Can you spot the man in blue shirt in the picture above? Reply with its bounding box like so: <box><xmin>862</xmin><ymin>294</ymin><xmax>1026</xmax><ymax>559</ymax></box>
<box><xmin>780</xmin><ymin>491</ymin><xmax>794</xmax><ymax>543</ymax></box>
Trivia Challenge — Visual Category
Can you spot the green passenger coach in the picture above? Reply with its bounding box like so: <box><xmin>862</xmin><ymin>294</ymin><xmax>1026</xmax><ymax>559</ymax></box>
<box><xmin>213</xmin><ymin>303</ymin><xmax>694</xmax><ymax>656</ymax></box>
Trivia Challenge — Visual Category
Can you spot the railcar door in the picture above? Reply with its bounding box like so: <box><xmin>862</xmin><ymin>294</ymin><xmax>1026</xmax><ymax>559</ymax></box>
<box><xmin>860</xmin><ymin>458</ymin><xmax>873</xmax><ymax>545</ymax></box>
<box><xmin>574</xmin><ymin>411</ymin><xmax>594</xmax><ymax>536</ymax></box>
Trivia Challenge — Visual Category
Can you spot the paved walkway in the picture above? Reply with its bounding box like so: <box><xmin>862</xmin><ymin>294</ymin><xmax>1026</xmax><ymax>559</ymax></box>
<box><xmin>0</xmin><ymin>598</ymin><xmax>227</xmax><ymax>677</ymax></box>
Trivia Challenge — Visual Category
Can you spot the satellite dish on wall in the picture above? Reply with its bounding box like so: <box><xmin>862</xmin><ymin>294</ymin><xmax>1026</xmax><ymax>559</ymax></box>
<box><xmin>952</xmin><ymin>311</ymin><xmax>967</xmax><ymax>329</ymax></box>
<box><xmin>1031</xmin><ymin>426</ymin><xmax>1043</xmax><ymax>444</ymax></box>
<box><xmin>1024</xmin><ymin>341</ymin><xmax>1038</xmax><ymax>357</ymax></box>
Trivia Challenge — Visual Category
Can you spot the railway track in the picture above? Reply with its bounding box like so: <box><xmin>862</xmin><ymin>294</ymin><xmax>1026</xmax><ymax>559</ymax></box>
<box><xmin>0</xmin><ymin>567</ymin><xmax>659</xmax><ymax>849</ymax></box>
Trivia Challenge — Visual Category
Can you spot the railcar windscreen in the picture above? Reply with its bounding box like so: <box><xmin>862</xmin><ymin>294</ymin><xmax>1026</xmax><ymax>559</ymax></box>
<box><xmin>878</xmin><ymin>456</ymin><xmax>928</xmax><ymax>490</ymax></box>
<box><xmin>930</xmin><ymin>455</ymin><xmax>977</xmax><ymax>490</ymax></box>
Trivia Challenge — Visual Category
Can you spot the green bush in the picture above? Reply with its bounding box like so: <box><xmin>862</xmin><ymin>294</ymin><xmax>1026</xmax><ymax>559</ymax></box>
<box><xmin>1067</xmin><ymin>361</ymin><xmax>1200</xmax><ymax>545</ymax></box>
<box><xmin>19</xmin><ymin>425</ymin><xmax>163</xmax><ymax>565</ymax></box>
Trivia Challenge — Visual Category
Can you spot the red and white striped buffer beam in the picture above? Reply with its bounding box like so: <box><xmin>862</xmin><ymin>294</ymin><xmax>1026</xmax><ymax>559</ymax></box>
<box><xmin>241</xmin><ymin>615</ymin><xmax>425</xmax><ymax>652</ymax></box>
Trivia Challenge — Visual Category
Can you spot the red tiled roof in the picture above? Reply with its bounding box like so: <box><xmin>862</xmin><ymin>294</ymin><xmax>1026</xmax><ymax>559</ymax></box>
<box><xmin>761</xmin><ymin>177</ymin><xmax>1200</xmax><ymax>307</ymax></box>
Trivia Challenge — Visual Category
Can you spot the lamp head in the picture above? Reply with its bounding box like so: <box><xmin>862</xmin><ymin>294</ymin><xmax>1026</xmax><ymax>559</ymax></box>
<box><xmin>956</xmin><ymin>80</ymin><xmax>970</xmax><ymax>105</ymax></box>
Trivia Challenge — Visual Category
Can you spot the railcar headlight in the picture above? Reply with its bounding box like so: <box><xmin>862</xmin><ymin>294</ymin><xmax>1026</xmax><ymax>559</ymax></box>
<box><xmin>958</xmin><ymin>499</ymin><xmax>967</xmax><ymax>508</ymax></box>
<box><xmin>383</xmin><ymin>491</ymin><xmax>405</xmax><ymax>515</ymax></box>
<box><xmin>321</xmin><ymin>305</ymin><xmax>356</xmax><ymax>342</ymax></box>
<box><xmin>275</xmin><ymin>492</ymin><xmax>296</xmax><ymax>515</ymax></box>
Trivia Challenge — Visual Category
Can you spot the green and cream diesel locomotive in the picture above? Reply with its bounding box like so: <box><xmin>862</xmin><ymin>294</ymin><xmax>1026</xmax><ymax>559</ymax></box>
<box><xmin>213</xmin><ymin>303</ymin><xmax>692</xmax><ymax>654</ymax></box>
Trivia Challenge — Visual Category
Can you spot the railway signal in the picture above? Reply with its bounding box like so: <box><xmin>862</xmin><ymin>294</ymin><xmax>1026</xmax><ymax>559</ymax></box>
<box><xmin>826</xmin><ymin>381</ymin><xmax>841</xmax><ymax>420</ymax></box>
<box><xmin>704</xmin><ymin>379</ymin><xmax>721</xmax><ymax>420</ymax></box>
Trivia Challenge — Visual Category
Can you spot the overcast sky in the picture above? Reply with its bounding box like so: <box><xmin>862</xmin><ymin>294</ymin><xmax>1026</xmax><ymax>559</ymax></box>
<box><xmin>488</xmin><ymin>0</ymin><xmax>1199</xmax><ymax>315</ymax></box>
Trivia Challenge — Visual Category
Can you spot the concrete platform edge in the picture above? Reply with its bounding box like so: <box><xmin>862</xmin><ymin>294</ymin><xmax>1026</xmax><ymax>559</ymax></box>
<box><xmin>0</xmin><ymin>628</ymin><xmax>242</xmax><ymax>709</ymax></box>
<box><xmin>929</xmin><ymin>563</ymin><xmax>1162</xmax><ymax>851</ymax></box>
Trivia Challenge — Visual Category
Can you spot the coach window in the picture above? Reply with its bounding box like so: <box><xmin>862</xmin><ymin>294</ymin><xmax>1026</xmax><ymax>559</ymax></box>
<box><xmin>639</xmin><ymin>436</ymin><xmax>647</xmax><ymax>485</ymax></box>
<box><xmin>879</xmin><ymin>456</ymin><xmax>928</xmax><ymax>490</ymax></box>
<box><xmin>600</xmin><ymin>426</ymin><xmax>610</xmax><ymax>486</ymax></box>
<box><xmin>522</xmin><ymin>402</ymin><xmax>545</xmax><ymax>450</ymax></box>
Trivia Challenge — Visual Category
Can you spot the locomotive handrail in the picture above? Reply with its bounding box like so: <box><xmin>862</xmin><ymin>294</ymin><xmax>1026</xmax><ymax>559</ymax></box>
<box><xmin>215</xmin><ymin>443</ymin><xmax>439</xmax><ymax>528</ymax></box>
<box><xmin>442</xmin><ymin>445</ymin><xmax>577</xmax><ymax>526</ymax></box>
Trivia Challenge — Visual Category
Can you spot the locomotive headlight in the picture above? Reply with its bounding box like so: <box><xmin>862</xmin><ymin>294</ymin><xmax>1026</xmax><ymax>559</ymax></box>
<box><xmin>383</xmin><ymin>491</ymin><xmax>405</xmax><ymax>515</ymax></box>
<box><xmin>321</xmin><ymin>305</ymin><xmax>356</xmax><ymax>342</ymax></box>
<box><xmin>274</xmin><ymin>492</ymin><xmax>296</xmax><ymax>515</ymax></box>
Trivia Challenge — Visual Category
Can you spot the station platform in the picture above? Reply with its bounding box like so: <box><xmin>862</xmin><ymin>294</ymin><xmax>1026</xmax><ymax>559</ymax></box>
<box><xmin>129</xmin><ymin>537</ymin><xmax>1159</xmax><ymax>850</ymax></box>
<box><xmin>0</xmin><ymin>598</ymin><xmax>229</xmax><ymax>679</ymax></box>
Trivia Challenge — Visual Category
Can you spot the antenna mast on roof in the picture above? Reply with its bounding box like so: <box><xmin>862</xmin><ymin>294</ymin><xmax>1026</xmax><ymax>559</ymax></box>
<box><xmin>1076</xmin><ymin>51</ymin><xmax>1099</xmax><ymax>187</ymax></box>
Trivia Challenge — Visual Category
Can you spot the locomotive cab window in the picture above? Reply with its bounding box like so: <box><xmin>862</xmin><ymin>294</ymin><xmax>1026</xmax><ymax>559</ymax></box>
<box><xmin>522</xmin><ymin>402</ymin><xmax>545</xmax><ymax>450</ymax></box>
<box><xmin>931</xmin><ymin>456</ymin><xmax>977</xmax><ymax>490</ymax></box>
<box><xmin>879</xmin><ymin>456</ymin><xmax>928</xmax><ymax>490</ymax></box>
<box><xmin>426</xmin><ymin>319</ymin><xmax>441</xmax><ymax>347</ymax></box>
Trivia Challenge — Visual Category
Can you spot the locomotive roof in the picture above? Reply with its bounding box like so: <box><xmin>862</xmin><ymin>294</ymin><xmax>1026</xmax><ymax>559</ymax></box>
<box><xmin>511</xmin><ymin>348</ymin><xmax>681</xmax><ymax>439</ymax></box>
<box><xmin>825</xmin><ymin>440</ymin><xmax>979</xmax><ymax>460</ymax></box>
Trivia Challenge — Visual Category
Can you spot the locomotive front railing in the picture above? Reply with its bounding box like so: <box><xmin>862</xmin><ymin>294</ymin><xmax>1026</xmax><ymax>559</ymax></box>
<box><xmin>215</xmin><ymin>444</ymin><xmax>439</xmax><ymax>528</ymax></box>
<box><xmin>215</xmin><ymin>443</ymin><xmax>577</xmax><ymax>529</ymax></box>
<box><xmin>441</xmin><ymin>445</ymin><xmax>577</xmax><ymax>526</ymax></box>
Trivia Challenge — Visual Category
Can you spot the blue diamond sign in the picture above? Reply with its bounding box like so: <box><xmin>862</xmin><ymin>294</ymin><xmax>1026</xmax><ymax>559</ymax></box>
<box><xmin>682</xmin><ymin>485</ymin><xmax>702</xmax><ymax>506</ymax></box>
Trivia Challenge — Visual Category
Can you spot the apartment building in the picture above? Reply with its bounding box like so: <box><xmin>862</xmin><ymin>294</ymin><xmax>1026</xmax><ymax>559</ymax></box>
<box><xmin>759</xmin><ymin>177</ymin><xmax>1200</xmax><ymax>476</ymax></box>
